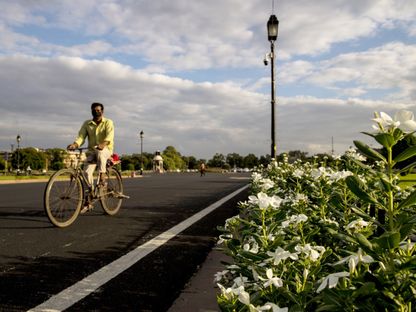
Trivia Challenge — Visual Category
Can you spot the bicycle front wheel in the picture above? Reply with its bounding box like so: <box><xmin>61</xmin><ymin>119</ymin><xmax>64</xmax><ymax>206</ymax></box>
<box><xmin>44</xmin><ymin>168</ymin><xmax>83</xmax><ymax>227</ymax></box>
<box><xmin>100</xmin><ymin>167</ymin><xmax>123</xmax><ymax>215</ymax></box>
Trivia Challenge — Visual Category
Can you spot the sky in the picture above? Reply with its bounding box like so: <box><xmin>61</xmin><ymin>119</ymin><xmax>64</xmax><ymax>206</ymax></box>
<box><xmin>0</xmin><ymin>0</ymin><xmax>416</xmax><ymax>160</ymax></box>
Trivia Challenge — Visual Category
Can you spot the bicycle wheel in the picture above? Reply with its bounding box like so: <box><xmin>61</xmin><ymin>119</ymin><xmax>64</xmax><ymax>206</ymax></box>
<box><xmin>100</xmin><ymin>167</ymin><xmax>123</xmax><ymax>215</ymax></box>
<box><xmin>44</xmin><ymin>168</ymin><xmax>83</xmax><ymax>227</ymax></box>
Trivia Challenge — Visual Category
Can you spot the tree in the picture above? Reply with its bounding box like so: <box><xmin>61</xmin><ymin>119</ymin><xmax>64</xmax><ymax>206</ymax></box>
<box><xmin>45</xmin><ymin>148</ymin><xmax>66</xmax><ymax>171</ymax></box>
<box><xmin>208</xmin><ymin>153</ymin><xmax>226</xmax><ymax>168</ymax></box>
<box><xmin>243</xmin><ymin>153</ymin><xmax>259</xmax><ymax>168</ymax></box>
<box><xmin>288</xmin><ymin>150</ymin><xmax>308</xmax><ymax>162</ymax></box>
<box><xmin>226</xmin><ymin>153</ymin><xmax>243</xmax><ymax>168</ymax></box>
<box><xmin>11</xmin><ymin>147</ymin><xmax>46</xmax><ymax>171</ymax></box>
<box><xmin>162</xmin><ymin>146</ymin><xmax>185</xmax><ymax>170</ymax></box>
<box><xmin>186</xmin><ymin>156</ymin><xmax>198</xmax><ymax>169</ymax></box>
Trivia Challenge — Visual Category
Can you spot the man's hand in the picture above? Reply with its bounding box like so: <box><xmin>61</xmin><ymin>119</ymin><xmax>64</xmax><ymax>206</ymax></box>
<box><xmin>96</xmin><ymin>142</ymin><xmax>108</xmax><ymax>150</ymax></box>
<box><xmin>67</xmin><ymin>143</ymin><xmax>78</xmax><ymax>150</ymax></box>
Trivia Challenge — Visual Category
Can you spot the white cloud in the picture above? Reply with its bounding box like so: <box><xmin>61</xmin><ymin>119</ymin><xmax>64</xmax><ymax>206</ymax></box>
<box><xmin>0</xmin><ymin>1</ymin><xmax>416</xmax><ymax>159</ymax></box>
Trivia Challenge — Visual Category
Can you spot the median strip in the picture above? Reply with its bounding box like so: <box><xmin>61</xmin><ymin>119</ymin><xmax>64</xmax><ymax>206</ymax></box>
<box><xmin>29</xmin><ymin>184</ymin><xmax>249</xmax><ymax>312</ymax></box>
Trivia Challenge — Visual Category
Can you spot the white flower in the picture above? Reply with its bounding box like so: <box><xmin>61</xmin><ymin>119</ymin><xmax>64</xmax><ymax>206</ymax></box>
<box><xmin>217</xmin><ymin>283</ymin><xmax>234</xmax><ymax>300</ymax></box>
<box><xmin>281</xmin><ymin>214</ymin><xmax>308</xmax><ymax>228</ymax></box>
<box><xmin>267</xmin><ymin>247</ymin><xmax>298</xmax><ymax>265</ymax></box>
<box><xmin>249</xmin><ymin>192</ymin><xmax>282</xmax><ymax>210</ymax></box>
<box><xmin>311</xmin><ymin>167</ymin><xmax>328</xmax><ymax>179</ymax></box>
<box><xmin>373</xmin><ymin>110</ymin><xmax>416</xmax><ymax>133</ymax></box>
<box><xmin>335</xmin><ymin>249</ymin><xmax>375</xmax><ymax>267</ymax></box>
<box><xmin>243</xmin><ymin>240</ymin><xmax>259</xmax><ymax>254</ymax></box>
<box><xmin>214</xmin><ymin>270</ymin><xmax>229</xmax><ymax>282</ymax></box>
<box><xmin>349</xmin><ymin>257</ymin><xmax>356</xmax><ymax>273</ymax></box>
<box><xmin>260</xmin><ymin>178</ymin><xmax>275</xmax><ymax>190</ymax></box>
<box><xmin>232</xmin><ymin>276</ymin><xmax>248</xmax><ymax>288</ymax></box>
<box><xmin>346</xmin><ymin>147</ymin><xmax>367</xmax><ymax>161</ymax></box>
<box><xmin>293</xmin><ymin>169</ymin><xmax>304</xmax><ymax>178</ymax></box>
<box><xmin>316</xmin><ymin>272</ymin><xmax>349</xmax><ymax>293</ymax></box>
<box><xmin>320</xmin><ymin>218</ymin><xmax>339</xmax><ymax>227</ymax></box>
<box><xmin>295</xmin><ymin>244</ymin><xmax>326</xmax><ymax>262</ymax></box>
<box><xmin>252</xmin><ymin>172</ymin><xmax>263</xmax><ymax>183</ymax></box>
<box><xmin>329</xmin><ymin>170</ymin><xmax>353</xmax><ymax>182</ymax></box>
<box><xmin>263</xmin><ymin>303</ymin><xmax>289</xmax><ymax>312</ymax></box>
<box><xmin>345</xmin><ymin>219</ymin><xmax>370</xmax><ymax>231</ymax></box>
<box><xmin>237</xmin><ymin>287</ymin><xmax>251</xmax><ymax>305</ymax></box>
<box><xmin>217</xmin><ymin>234</ymin><xmax>232</xmax><ymax>245</ymax></box>
<box><xmin>260</xmin><ymin>268</ymin><xmax>283</xmax><ymax>288</ymax></box>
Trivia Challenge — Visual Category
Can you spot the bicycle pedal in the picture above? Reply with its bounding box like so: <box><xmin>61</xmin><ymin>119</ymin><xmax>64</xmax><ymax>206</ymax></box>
<box><xmin>115</xmin><ymin>192</ymin><xmax>129</xmax><ymax>199</ymax></box>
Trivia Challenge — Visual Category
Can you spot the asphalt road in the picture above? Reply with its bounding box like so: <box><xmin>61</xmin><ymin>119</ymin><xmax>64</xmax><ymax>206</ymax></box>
<box><xmin>0</xmin><ymin>172</ymin><xmax>250</xmax><ymax>311</ymax></box>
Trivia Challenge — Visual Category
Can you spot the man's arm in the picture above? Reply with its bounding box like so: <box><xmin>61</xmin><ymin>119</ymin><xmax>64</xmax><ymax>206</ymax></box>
<box><xmin>68</xmin><ymin>121</ymin><xmax>88</xmax><ymax>149</ymax></box>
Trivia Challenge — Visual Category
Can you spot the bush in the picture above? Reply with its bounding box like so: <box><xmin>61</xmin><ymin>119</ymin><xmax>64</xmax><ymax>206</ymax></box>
<box><xmin>216</xmin><ymin>110</ymin><xmax>416</xmax><ymax>311</ymax></box>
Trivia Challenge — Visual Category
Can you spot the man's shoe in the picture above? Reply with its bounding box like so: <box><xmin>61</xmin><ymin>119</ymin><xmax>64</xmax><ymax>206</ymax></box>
<box><xmin>80</xmin><ymin>203</ymin><xmax>94</xmax><ymax>214</ymax></box>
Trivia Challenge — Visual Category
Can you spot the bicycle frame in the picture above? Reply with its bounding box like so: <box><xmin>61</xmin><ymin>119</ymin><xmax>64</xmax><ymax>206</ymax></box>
<box><xmin>69</xmin><ymin>148</ymin><xmax>104</xmax><ymax>195</ymax></box>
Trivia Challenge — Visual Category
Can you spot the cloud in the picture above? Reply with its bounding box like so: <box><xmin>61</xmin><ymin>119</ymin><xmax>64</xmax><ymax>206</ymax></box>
<box><xmin>0</xmin><ymin>1</ymin><xmax>416</xmax><ymax>159</ymax></box>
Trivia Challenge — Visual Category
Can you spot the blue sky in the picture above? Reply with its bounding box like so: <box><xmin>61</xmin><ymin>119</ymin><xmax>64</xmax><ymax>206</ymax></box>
<box><xmin>0</xmin><ymin>0</ymin><xmax>416</xmax><ymax>159</ymax></box>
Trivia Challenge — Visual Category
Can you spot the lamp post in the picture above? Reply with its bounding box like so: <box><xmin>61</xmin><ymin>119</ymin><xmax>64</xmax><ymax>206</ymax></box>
<box><xmin>140</xmin><ymin>130</ymin><xmax>144</xmax><ymax>175</ymax></box>
<box><xmin>267</xmin><ymin>14</ymin><xmax>279</xmax><ymax>159</ymax></box>
<box><xmin>16</xmin><ymin>134</ymin><xmax>21</xmax><ymax>173</ymax></box>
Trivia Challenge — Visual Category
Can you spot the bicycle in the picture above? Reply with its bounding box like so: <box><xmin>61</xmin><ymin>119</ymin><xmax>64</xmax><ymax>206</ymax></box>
<box><xmin>44</xmin><ymin>147</ymin><xmax>129</xmax><ymax>228</ymax></box>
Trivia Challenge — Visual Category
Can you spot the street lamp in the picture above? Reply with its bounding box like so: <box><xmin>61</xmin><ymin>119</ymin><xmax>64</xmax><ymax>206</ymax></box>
<box><xmin>267</xmin><ymin>14</ymin><xmax>279</xmax><ymax>159</ymax></box>
<box><xmin>140</xmin><ymin>130</ymin><xmax>144</xmax><ymax>175</ymax></box>
<box><xmin>16</xmin><ymin>134</ymin><xmax>21</xmax><ymax>173</ymax></box>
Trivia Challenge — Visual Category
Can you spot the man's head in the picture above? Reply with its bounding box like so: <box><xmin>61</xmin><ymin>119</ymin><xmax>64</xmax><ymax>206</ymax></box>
<box><xmin>91</xmin><ymin>102</ymin><xmax>104</xmax><ymax>119</ymax></box>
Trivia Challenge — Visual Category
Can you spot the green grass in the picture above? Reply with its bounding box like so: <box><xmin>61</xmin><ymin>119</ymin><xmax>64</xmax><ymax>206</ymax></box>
<box><xmin>0</xmin><ymin>175</ymin><xmax>49</xmax><ymax>181</ymax></box>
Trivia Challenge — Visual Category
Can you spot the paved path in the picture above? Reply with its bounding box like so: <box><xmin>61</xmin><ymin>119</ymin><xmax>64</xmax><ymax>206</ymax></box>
<box><xmin>0</xmin><ymin>172</ymin><xmax>249</xmax><ymax>311</ymax></box>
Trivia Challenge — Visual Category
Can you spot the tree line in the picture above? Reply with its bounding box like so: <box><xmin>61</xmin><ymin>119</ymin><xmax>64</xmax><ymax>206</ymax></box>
<box><xmin>3</xmin><ymin>141</ymin><xmax>414</xmax><ymax>173</ymax></box>
<box><xmin>0</xmin><ymin>145</ymin><xmax>319</xmax><ymax>173</ymax></box>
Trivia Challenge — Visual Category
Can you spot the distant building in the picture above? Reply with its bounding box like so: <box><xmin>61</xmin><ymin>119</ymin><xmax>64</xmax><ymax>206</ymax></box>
<box><xmin>153</xmin><ymin>151</ymin><xmax>164</xmax><ymax>173</ymax></box>
<box><xmin>63</xmin><ymin>151</ymin><xmax>87</xmax><ymax>168</ymax></box>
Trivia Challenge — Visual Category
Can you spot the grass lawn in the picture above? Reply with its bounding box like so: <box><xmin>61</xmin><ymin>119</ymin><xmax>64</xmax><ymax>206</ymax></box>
<box><xmin>0</xmin><ymin>175</ymin><xmax>49</xmax><ymax>181</ymax></box>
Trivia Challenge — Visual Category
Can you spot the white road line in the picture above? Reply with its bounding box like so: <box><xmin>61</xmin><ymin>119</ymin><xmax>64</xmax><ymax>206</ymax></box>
<box><xmin>28</xmin><ymin>184</ymin><xmax>249</xmax><ymax>312</ymax></box>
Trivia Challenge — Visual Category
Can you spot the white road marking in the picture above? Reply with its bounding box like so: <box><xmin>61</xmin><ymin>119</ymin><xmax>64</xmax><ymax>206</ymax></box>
<box><xmin>28</xmin><ymin>184</ymin><xmax>249</xmax><ymax>312</ymax></box>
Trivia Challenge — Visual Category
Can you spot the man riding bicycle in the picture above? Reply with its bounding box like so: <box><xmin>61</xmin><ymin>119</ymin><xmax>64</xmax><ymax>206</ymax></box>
<box><xmin>67</xmin><ymin>102</ymin><xmax>114</xmax><ymax>211</ymax></box>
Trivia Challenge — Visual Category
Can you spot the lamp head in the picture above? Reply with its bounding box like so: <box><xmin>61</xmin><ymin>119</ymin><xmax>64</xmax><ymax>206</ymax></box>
<box><xmin>267</xmin><ymin>14</ymin><xmax>279</xmax><ymax>42</ymax></box>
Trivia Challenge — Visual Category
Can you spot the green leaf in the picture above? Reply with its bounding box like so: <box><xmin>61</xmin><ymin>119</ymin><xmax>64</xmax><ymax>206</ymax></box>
<box><xmin>354</xmin><ymin>282</ymin><xmax>377</xmax><ymax>298</ymax></box>
<box><xmin>397</xmin><ymin>188</ymin><xmax>416</xmax><ymax>210</ymax></box>
<box><xmin>238</xmin><ymin>250</ymin><xmax>266</xmax><ymax>261</ymax></box>
<box><xmin>355</xmin><ymin>232</ymin><xmax>373</xmax><ymax>251</ymax></box>
<box><xmin>393</xmin><ymin>146</ymin><xmax>416</xmax><ymax>164</ymax></box>
<box><xmin>379</xmin><ymin>177</ymin><xmax>392</xmax><ymax>192</ymax></box>
<box><xmin>375</xmin><ymin>133</ymin><xmax>395</xmax><ymax>148</ymax></box>
<box><xmin>361</xmin><ymin>131</ymin><xmax>376</xmax><ymax>138</ymax></box>
<box><xmin>345</xmin><ymin>176</ymin><xmax>379</xmax><ymax>205</ymax></box>
<box><xmin>398</xmin><ymin>162</ymin><xmax>416</xmax><ymax>174</ymax></box>
<box><xmin>373</xmin><ymin>231</ymin><xmax>401</xmax><ymax>249</ymax></box>
<box><xmin>353</xmin><ymin>140</ymin><xmax>386</xmax><ymax>162</ymax></box>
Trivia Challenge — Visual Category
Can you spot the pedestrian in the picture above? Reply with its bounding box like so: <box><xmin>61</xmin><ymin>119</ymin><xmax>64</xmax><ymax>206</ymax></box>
<box><xmin>26</xmin><ymin>165</ymin><xmax>32</xmax><ymax>175</ymax></box>
<box><xmin>200</xmin><ymin>162</ymin><xmax>206</xmax><ymax>177</ymax></box>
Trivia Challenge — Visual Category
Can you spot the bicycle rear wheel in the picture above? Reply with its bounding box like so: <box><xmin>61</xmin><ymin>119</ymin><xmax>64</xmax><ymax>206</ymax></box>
<box><xmin>44</xmin><ymin>168</ymin><xmax>83</xmax><ymax>227</ymax></box>
<box><xmin>100</xmin><ymin>167</ymin><xmax>123</xmax><ymax>215</ymax></box>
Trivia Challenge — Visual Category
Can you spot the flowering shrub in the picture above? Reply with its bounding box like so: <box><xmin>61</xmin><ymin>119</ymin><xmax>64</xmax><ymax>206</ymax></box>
<box><xmin>216</xmin><ymin>111</ymin><xmax>416</xmax><ymax>312</ymax></box>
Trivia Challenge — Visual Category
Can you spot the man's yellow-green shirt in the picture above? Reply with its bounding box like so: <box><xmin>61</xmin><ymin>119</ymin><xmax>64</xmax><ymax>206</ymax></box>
<box><xmin>74</xmin><ymin>117</ymin><xmax>114</xmax><ymax>152</ymax></box>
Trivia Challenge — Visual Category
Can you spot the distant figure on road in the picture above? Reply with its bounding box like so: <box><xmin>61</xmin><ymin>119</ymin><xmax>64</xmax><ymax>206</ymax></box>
<box><xmin>200</xmin><ymin>162</ymin><xmax>206</xmax><ymax>177</ymax></box>
<box><xmin>67</xmin><ymin>102</ymin><xmax>114</xmax><ymax>189</ymax></box>
<box><xmin>26</xmin><ymin>166</ymin><xmax>32</xmax><ymax>175</ymax></box>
